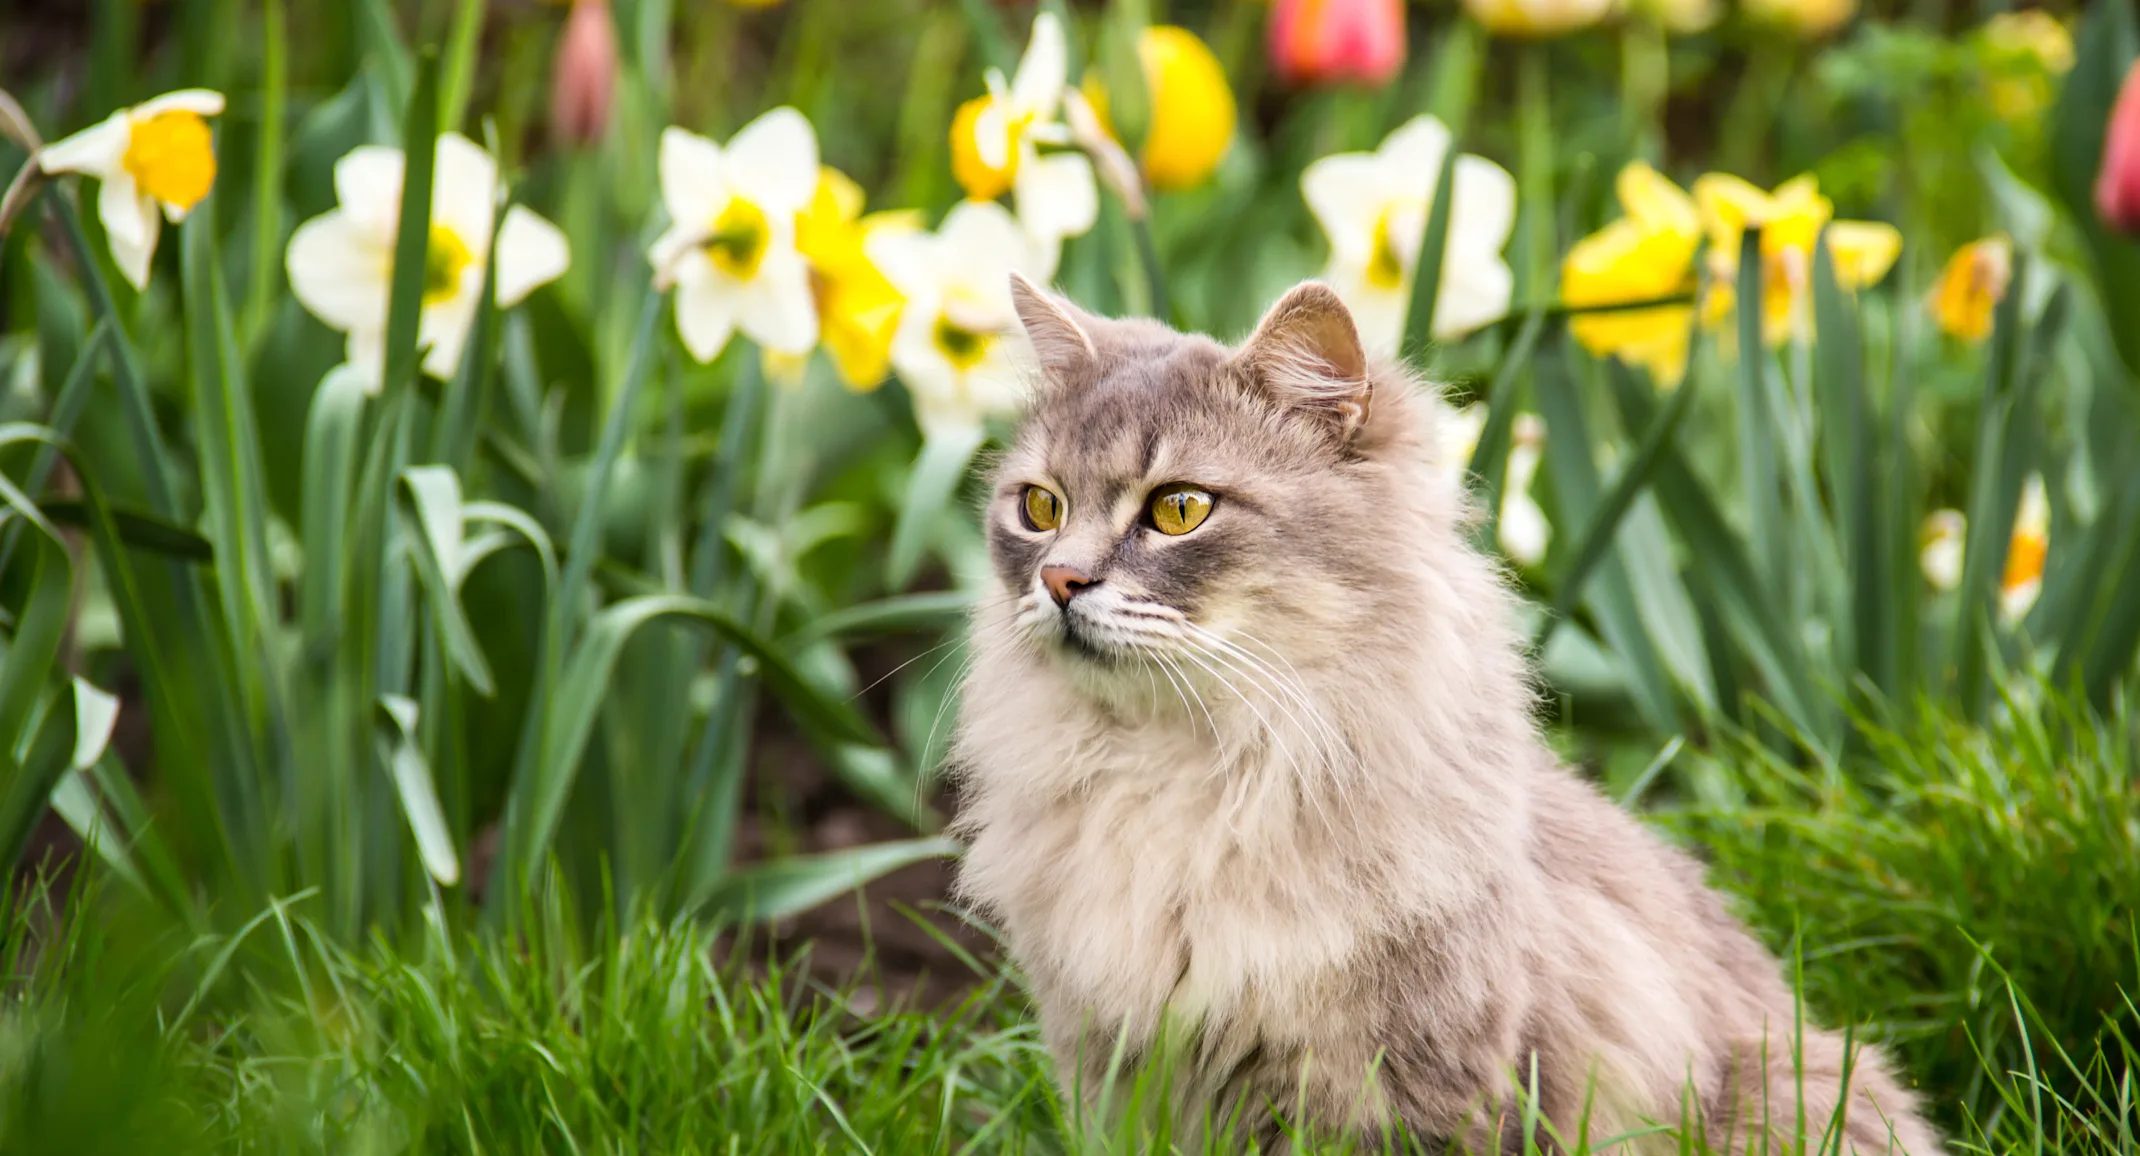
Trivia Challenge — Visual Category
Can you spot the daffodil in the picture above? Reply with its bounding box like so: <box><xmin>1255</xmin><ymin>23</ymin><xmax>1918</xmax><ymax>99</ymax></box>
<box><xmin>1927</xmin><ymin>235</ymin><xmax>2011</xmax><ymax>343</ymax></box>
<box><xmin>286</xmin><ymin>133</ymin><xmax>569</xmax><ymax>388</ymax></box>
<box><xmin>1742</xmin><ymin>0</ymin><xmax>1854</xmax><ymax>38</ymax></box>
<box><xmin>1920</xmin><ymin>509</ymin><xmax>1965</xmax><ymax>592</ymax></box>
<box><xmin>948</xmin><ymin>12</ymin><xmax>1097</xmax><ymax>279</ymax></box>
<box><xmin>1562</xmin><ymin>162</ymin><xmax>1701</xmax><ymax>386</ymax></box>
<box><xmin>1301</xmin><ymin>115</ymin><xmax>1516</xmax><ymax>357</ymax></box>
<box><xmin>648</xmin><ymin>108</ymin><xmax>820</xmax><ymax>363</ymax></box>
<box><xmin>2002</xmin><ymin>475</ymin><xmax>2049</xmax><ymax>622</ymax></box>
<box><xmin>37</xmin><ymin>89</ymin><xmax>225</xmax><ymax>289</ymax></box>
<box><xmin>1436</xmin><ymin>403</ymin><xmax>1550</xmax><ymax>566</ymax></box>
<box><xmin>1693</xmin><ymin>173</ymin><xmax>1900</xmax><ymax>346</ymax></box>
<box><xmin>781</xmin><ymin>167</ymin><xmax>920</xmax><ymax>391</ymax></box>
<box><xmin>868</xmin><ymin>200</ymin><xmax>1039</xmax><ymax>436</ymax></box>
<box><xmin>1464</xmin><ymin>0</ymin><xmax>1615</xmax><ymax>39</ymax></box>
<box><xmin>1981</xmin><ymin>10</ymin><xmax>2074</xmax><ymax>123</ymax></box>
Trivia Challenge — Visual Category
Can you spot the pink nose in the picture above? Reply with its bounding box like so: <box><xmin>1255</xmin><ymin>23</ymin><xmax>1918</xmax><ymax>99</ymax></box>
<box><xmin>1041</xmin><ymin>565</ymin><xmax>1096</xmax><ymax>608</ymax></box>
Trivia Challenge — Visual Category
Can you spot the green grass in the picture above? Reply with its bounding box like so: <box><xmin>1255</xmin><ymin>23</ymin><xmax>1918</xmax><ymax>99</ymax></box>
<box><xmin>0</xmin><ymin>683</ymin><xmax>2133</xmax><ymax>1155</ymax></box>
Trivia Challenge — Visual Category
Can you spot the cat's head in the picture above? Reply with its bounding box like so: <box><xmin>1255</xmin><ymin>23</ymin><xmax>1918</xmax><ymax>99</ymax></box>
<box><xmin>979</xmin><ymin>276</ymin><xmax>1466</xmax><ymax>701</ymax></box>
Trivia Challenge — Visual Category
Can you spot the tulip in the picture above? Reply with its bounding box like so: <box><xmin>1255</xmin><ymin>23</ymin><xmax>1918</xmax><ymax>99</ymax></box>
<box><xmin>550</xmin><ymin>0</ymin><xmax>618</xmax><ymax>148</ymax></box>
<box><xmin>1085</xmin><ymin>26</ymin><xmax>1236</xmax><ymax>193</ymax></box>
<box><xmin>1464</xmin><ymin>0</ymin><xmax>1615</xmax><ymax>39</ymax></box>
<box><xmin>2096</xmin><ymin>58</ymin><xmax>2140</xmax><ymax>234</ymax></box>
<box><xmin>1269</xmin><ymin>0</ymin><xmax>1406</xmax><ymax>88</ymax></box>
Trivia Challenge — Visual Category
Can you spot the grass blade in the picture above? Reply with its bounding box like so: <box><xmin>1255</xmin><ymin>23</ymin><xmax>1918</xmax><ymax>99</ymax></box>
<box><xmin>1400</xmin><ymin>142</ymin><xmax>1460</xmax><ymax>371</ymax></box>
<box><xmin>1734</xmin><ymin>227</ymin><xmax>1781</xmax><ymax>584</ymax></box>
<box><xmin>697</xmin><ymin>837</ymin><xmax>960</xmax><ymax>923</ymax></box>
<box><xmin>888</xmin><ymin>426</ymin><xmax>986</xmax><ymax>591</ymax></box>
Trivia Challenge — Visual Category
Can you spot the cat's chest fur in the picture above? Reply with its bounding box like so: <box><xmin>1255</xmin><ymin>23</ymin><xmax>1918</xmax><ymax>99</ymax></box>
<box><xmin>958</xmin><ymin>719</ymin><xmax>1380</xmax><ymax>1053</ymax></box>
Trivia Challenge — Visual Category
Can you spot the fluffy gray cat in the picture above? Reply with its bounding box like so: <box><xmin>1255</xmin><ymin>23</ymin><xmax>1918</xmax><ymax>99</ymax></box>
<box><xmin>948</xmin><ymin>275</ymin><xmax>1941</xmax><ymax>1153</ymax></box>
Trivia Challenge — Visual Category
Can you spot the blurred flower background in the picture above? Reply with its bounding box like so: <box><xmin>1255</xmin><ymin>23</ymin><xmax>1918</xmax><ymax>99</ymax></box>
<box><xmin>1</xmin><ymin>0</ymin><xmax>2139</xmax><ymax>1150</ymax></box>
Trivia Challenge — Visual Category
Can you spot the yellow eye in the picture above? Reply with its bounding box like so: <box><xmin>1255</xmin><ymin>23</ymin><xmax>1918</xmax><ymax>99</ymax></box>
<box><xmin>1148</xmin><ymin>485</ymin><xmax>1214</xmax><ymax>535</ymax></box>
<box><xmin>1021</xmin><ymin>485</ymin><xmax>1063</xmax><ymax>531</ymax></box>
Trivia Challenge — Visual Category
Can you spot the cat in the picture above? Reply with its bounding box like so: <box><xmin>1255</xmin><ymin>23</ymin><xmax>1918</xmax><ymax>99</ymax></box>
<box><xmin>947</xmin><ymin>274</ymin><xmax>1942</xmax><ymax>1154</ymax></box>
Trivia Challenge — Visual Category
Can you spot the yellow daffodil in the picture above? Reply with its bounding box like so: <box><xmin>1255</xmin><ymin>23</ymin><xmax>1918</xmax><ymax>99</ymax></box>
<box><xmin>783</xmin><ymin>167</ymin><xmax>920</xmax><ymax>391</ymax></box>
<box><xmin>37</xmin><ymin>89</ymin><xmax>224</xmax><ymax>289</ymax></box>
<box><xmin>868</xmin><ymin>200</ymin><xmax>1041</xmax><ymax>436</ymax></box>
<box><xmin>1632</xmin><ymin>0</ymin><xmax>1719</xmax><ymax>33</ymax></box>
<box><xmin>1693</xmin><ymin>173</ymin><xmax>1900</xmax><ymax>346</ymax></box>
<box><xmin>1301</xmin><ymin>115</ymin><xmax>1516</xmax><ymax>357</ymax></box>
<box><xmin>1082</xmin><ymin>26</ymin><xmax>1236</xmax><ymax>193</ymax></box>
<box><xmin>1920</xmin><ymin>509</ymin><xmax>1965</xmax><ymax>592</ymax></box>
<box><xmin>2002</xmin><ymin>475</ymin><xmax>2049</xmax><ymax>622</ymax></box>
<box><xmin>1562</xmin><ymin>162</ymin><xmax>1701</xmax><ymax>386</ymax></box>
<box><xmin>1981</xmin><ymin>11</ymin><xmax>2075</xmax><ymax>123</ymax></box>
<box><xmin>647</xmin><ymin>108</ymin><xmax>820</xmax><ymax>363</ymax></box>
<box><xmin>1742</xmin><ymin>0</ymin><xmax>1855</xmax><ymax>38</ymax></box>
<box><xmin>948</xmin><ymin>12</ymin><xmax>1096</xmax><ymax>280</ymax></box>
<box><xmin>286</xmin><ymin>133</ymin><xmax>569</xmax><ymax>387</ymax></box>
<box><xmin>1436</xmin><ymin>403</ymin><xmax>1550</xmax><ymax>566</ymax></box>
<box><xmin>1464</xmin><ymin>0</ymin><xmax>1615</xmax><ymax>39</ymax></box>
<box><xmin>1927</xmin><ymin>235</ymin><xmax>2011</xmax><ymax>343</ymax></box>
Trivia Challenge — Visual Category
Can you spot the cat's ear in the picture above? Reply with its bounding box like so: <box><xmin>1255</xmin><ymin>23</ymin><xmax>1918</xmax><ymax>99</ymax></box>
<box><xmin>1010</xmin><ymin>272</ymin><xmax>1098</xmax><ymax>384</ymax></box>
<box><xmin>1233</xmin><ymin>281</ymin><xmax>1371</xmax><ymax>442</ymax></box>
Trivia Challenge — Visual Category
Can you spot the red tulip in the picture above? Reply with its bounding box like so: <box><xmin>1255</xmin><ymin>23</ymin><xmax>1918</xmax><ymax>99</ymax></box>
<box><xmin>2099</xmin><ymin>58</ymin><xmax>2140</xmax><ymax>233</ymax></box>
<box><xmin>1269</xmin><ymin>0</ymin><xmax>1406</xmax><ymax>88</ymax></box>
<box><xmin>551</xmin><ymin>0</ymin><xmax>618</xmax><ymax>148</ymax></box>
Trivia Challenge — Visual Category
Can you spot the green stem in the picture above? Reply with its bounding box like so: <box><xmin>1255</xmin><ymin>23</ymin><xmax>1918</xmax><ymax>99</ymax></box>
<box><xmin>1517</xmin><ymin>45</ymin><xmax>1556</xmax><ymax>306</ymax></box>
<box><xmin>246</xmin><ymin>0</ymin><xmax>287</xmax><ymax>340</ymax></box>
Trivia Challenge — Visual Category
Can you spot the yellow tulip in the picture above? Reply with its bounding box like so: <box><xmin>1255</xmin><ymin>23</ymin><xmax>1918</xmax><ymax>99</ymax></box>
<box><xmin>1561</xmin><ymin>162</ymin><xmax>1701</xmax><ymax>386</ymax></box>
<box><xmin>790</xmin><ymin>168</ymin><xmax>918</xmax><ymax>390</ymax></box>
<box><xmin>1742</xmin><ymin>0</ymin><xmax>1855</xmax><ymax>38</ymax></box>
<box><xmin>1926</xmin><ymin>235</ymin><xmax>2011</xmax><ymax>344</ymax></box>
<box><xmin>1694</xmin><ymin>172</ymin><xmax>1900</xmax><ymax>346</ymax></box>
<box><xmin>1134</xmin><ymin>26</ymin><xmax>1236</xmax><ymax>192</ymax></box>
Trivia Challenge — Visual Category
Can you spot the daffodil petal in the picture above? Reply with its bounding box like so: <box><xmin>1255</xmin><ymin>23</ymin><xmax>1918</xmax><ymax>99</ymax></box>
<box><xmin>419</xmin><ymin>294</ymin><xmax>480</xmax><ymax>380</ymax></box>
<box><xmin>1617</xmin><ymin>162</ymin><xmax>1699</xmax><ymax>238</ymax></box>
<box><xmin>1692</xmin><ymin>172</ymin><xmax>1772</xmax><ymax>251</ymax></box>
<box><xmin>494</xmin><ymin>206</ymin><xmax>571</xmax><ymax>308</ymax></box>
<box><xmin>333</xmin><ymin>145</ymin><xmax>408</xmax><ymax>241</ymax></box>
<box><xmin>939</xmin><ymin>199</ymin><xmax>1032</xmax><ymax>285</ymax></box>
<box><xmin>106</xmin><ymin>187</ymin><xmax>160</xmax><ymax>290</ymax></box>
<box><xmin>1433</xmin><ymin>255</ymin><xmax>1515</xmax><ymax>341</ymax></box>
<box><xmin>133</xmin><ymin>89</ymin><xmax>226</xmax><ymax>119</ymax></box>
<box><xmin>735</xmin><ymin>246</ymin><xmax>819</xmax><ymax>355</ymax></box>
<box><xmin>432</xmin><ymin>133</ymin><xmax>501</xmax><ymax>251</ymax></box>
<box><xmin>1825</xmin><ymin>220</ymin><xmax>1903</xmax><ymax>290</ymax></box>
<box><xmin>1498</xmin><ymin>493</ymin><xmax>1551</xmax><ymax>568</ymax></box>
<box><xmin>674</xmin><ymin>277</ymin><xmax>740</xmax><ymax>364</ymax></box>
<box><xmin>287</xmin><ymin>210</ymin><xmax>390</xmax><ymax>334</ymax></box>
<box><xmin>37</xmin><ymin>113</ymin><xmax>130</xmax><ymax>177</ymax></box>
<box><xmin>343</xmin><ymin>331</ymin><xmax>388</xmax><ymax>393</ymax></box>
<box><xmin>1322</xmin><ymin>259</ymin><xmax>1407</xmax><ymax>358</ymax></box>
<box><xmin>726</xmin><ymin>106</ymin><xmax>820</xmax><ymax>214</ymax></box>
<box><xmin>864</xmin><ymin>229</ymin><xmax>936</xmax><ymax>302</ymax></box>
<box><xmin>971</xmin><ymin>98</ymin><xmax>1013</xmax><ymax>174</ymax></box>
<box><xmin>1377</xmin><ymin>115</ymin><xmax>1454</xmax><ymax>192</ymax></box>
<box><xmin>1300</xmin><ymin>153</ymin><xmax>1388</xmax><ymax>268</ymax></box>
<box><xmin>1013</xmin><ymin>147</ymin><xmax>1097</xmax><ymax>248</ymax></box>
<box><xmin>1009</xmin><ymin>12</ymin><xmax>1069</xmax><ymax>121</ymax></box>
<box><xmin>95</xmin><ymin>167</ymin><xmax>151</xmax><ymax>254</ymax></box>
<box><xmin>1451</xmin><ymin>155</ymin><xmax>1518</xmax><ymax>255</ymax></box>
<box><xmin>658</xmin><ymin>127</ymin><xmax>728</xmax><ymax>226</ymax></box>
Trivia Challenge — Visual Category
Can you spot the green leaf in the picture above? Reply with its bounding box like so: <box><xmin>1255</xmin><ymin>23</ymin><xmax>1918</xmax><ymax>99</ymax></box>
<box><xmin>381</xmin><ymin>53</ymin><xmax>440</xmax><ymax>399</ymax></box>
<box><xmin>375</xmin><ymin>694</ymin><xmax>460</xmax><ymax>886</ymax></box>
<box><xmin>1809</xmin><ymin>234</ymin><xmax>1884</xmax><ymax>695</ymax></box>
<box><xmin>439</xmin><ymin>0</ymin><xmax>486</xmax><ymax>133</ymax></box>
<box><xmin>0</xmin><ymin>680</ymin><xmax>80</xmax><ymax>873</ymax></box>
<box><xmin>783</xmin><ymin>592</ymin><xmax>976</xmax><ymax>647</ymax></box>
<box><xmin>1400</xmin><ymin>142</ymin><xmax>1460</xmax><ymax>371</ymax></box>
<box><xmin>555</xmin><ymin>295</ymin><xmax>666</xmax><ymax>647</ymax></box>
<box><xmin>696</xmin><ymin>837</ymin><xmax>960</xmax><ymax>923</ymax></box>
<box><xmin>888</xmin><ymin>426</ymin><xmax>987</xmax><ymax>591</ymax></box>
<box><xmin>0</xmin><ymin>483</ymin><xmax>71</xmax><ymax>759</ymax></box>
<box><xmin>299</xmin><ymin>366</ymin><xmax>371</xmax><ymax>653</ymax></box>
<box><xmin>429</xmin><ymin>194</ymin><xmax>509</xmax><ymax>470</ymax></box>
<box><xmin>2048</xmin><ymin>0</ymin><xmax>2140</xmax><ymax>377</ymax></box>
<box><xmin>1733</xmin><ymin>228</ymin><xmax>1782</xmax><ymax>585</ymax></box>
<box><xmin>396</xmin><ymin>466</ymin><xmax>497</xmax><ymax>697</ymax></box>
<box><xmin>1466</xmin><ymin>310</ymin><xmax>1546</xmax><ymax>529</ymax></box>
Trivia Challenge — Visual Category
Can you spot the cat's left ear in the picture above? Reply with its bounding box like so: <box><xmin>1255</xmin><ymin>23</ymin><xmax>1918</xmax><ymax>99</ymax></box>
<box><xmin>1010</xmin><ymin>272</ymin><xmax>1098</xmax><ymax>385</ymax></box>
<box><xmin>1233</xmin><ymin>281</ymin><xmax>1371</xmax><ymax>443</ymax></box>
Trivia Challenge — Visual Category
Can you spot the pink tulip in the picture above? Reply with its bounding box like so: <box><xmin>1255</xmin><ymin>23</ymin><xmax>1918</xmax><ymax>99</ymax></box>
<box><xmin>1269</xmin><ymin>0</ymin><xmax>1406</xmax><ymax>88</ymax></box>
<box><xmin>2098</xmin><ymin>58</ymin><xmax>2140</xmax><ymax>233</ymax></box>
<box><xmin>551</xmin><ymin>0</ymin><xmax>618</xmax><ymax>148</ymax></box>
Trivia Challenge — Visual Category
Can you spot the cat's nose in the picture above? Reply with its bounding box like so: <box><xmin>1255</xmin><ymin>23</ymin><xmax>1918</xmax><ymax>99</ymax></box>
<box><xmin>1041</xmin><ymin>565</ymin><xmax>1097</xmax><ymax>608</ymax></box>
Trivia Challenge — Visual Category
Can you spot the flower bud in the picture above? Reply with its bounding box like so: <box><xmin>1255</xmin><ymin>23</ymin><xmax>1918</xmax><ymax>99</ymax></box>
<box><xmin>551</xmin><ymin>0</ymin><xmax>618</xmax><ymax>148</ymax></box>
<box><xmin>2096</xmin><ymin>58</ymin><xmax>2140</xmax><ymax>233</ymax></box>
<box><xmin>1269</xmin><ymin>0</ymin><xmax>1405</xmax><ymax>89</ymax></box>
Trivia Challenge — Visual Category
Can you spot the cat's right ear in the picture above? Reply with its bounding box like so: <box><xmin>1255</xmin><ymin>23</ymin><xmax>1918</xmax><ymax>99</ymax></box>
<box><xmin>1010</xmin><ymin>272</ymin><xmax>1098</xmax><ymax>385</ymax></box>
<box><xmin>1233</xmin><ymin>281</ymin><xmax>1371</xmax><ymax>443</ymax></box>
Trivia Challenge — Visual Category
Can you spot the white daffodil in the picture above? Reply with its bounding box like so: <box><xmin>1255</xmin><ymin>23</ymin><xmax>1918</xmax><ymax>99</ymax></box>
<box><xmin>648</xmin><ymin>108</ymin><xmax>821</xmax><ymax>363</ymax></box>
<box><xmin>2001</xmin><ymin>475</ymin><xmax>2050</xmax><ymax>623</ymax></box>
<box><xmin>286</xmin><ymin>133</ymin><xmax>569</xmax><ymax>389</ymax></box>
<box><xmin>38</xmin><ymin>89</ymin><xmax>225</xmax><ymax>289</ymax></box>
<box><xmin>868</xmin><ymin>200</ymin><xmax>1039</xmax><ymax>437</ymax></box>
<box><xmin>1919</xmin><ymin>509</ymin><xmax>1965</xmax><ymax>592</ymax></box>
<box><xmin>950</xmin><ymin>12</ymin><xmax>1096</xmax><ymax>281</ymax></box>
<box><xmin>1432</xmin><ymin>402</ymin><xmax>1550</xmax><ymax>567</ymax></box>
<box><xmin>1302</xmin><ymin>115</ymin><xmax>1517</xmax><ymax>358</ymax></box>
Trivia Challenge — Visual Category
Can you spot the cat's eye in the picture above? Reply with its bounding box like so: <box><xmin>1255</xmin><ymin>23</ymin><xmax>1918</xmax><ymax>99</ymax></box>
<box><xmin>1021</xmin><ymin>485</ymin><xmax>1063</xmax><ymax>532</ymax></box>
<box><xmin>1148</xmin><ymin>485</ymin><xmax>1214</xmax><ymax>535</ymax></box>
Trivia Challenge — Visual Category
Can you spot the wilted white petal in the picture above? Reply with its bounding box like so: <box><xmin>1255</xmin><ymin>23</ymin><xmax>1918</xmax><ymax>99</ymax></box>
<box><xmin>725</xmin><ymin>107</ymin><xmax>820</xmax><ymax>214</ymax></box>
<box><xmin>1010</xmin><ymin>12</ymin><xmax>1069</xmax><ymax>121</ymax></box>
<box><xmin>658</xmin><ymin>127</ymin><xmax>727</xmax><ymax>225</ymax></box>
<box><xmin>287</xmin><ymin>210</ymin><xmax>390</xmax><ymax>334</ymax></box>
<box><xmin>432</xmin><ymin>133</ymin><xmax>501</xmax><ymax>252</ymax></box>
<box><xmin>674</xmin><ymin>276</ymin><xmax>740</xmax><ymax>363</ymax></box>
<box><xmin>735</xmin><ymin>247</ymin><xmax>819</xmax><ymax>355</ymax></box>
<box><xmin>37</xmin><ymin>113</ymin><xmax>129</xmax><ymax>177</ymax></box>
<box><xmin>494</xmin><ymin>206</ymin><xmax>571</xmax><ymax>307</ymax></box>
<box><xmin>333</xmin><ymin>146</ymin><xmax>407</xmax><ymax>240</ymax></box>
